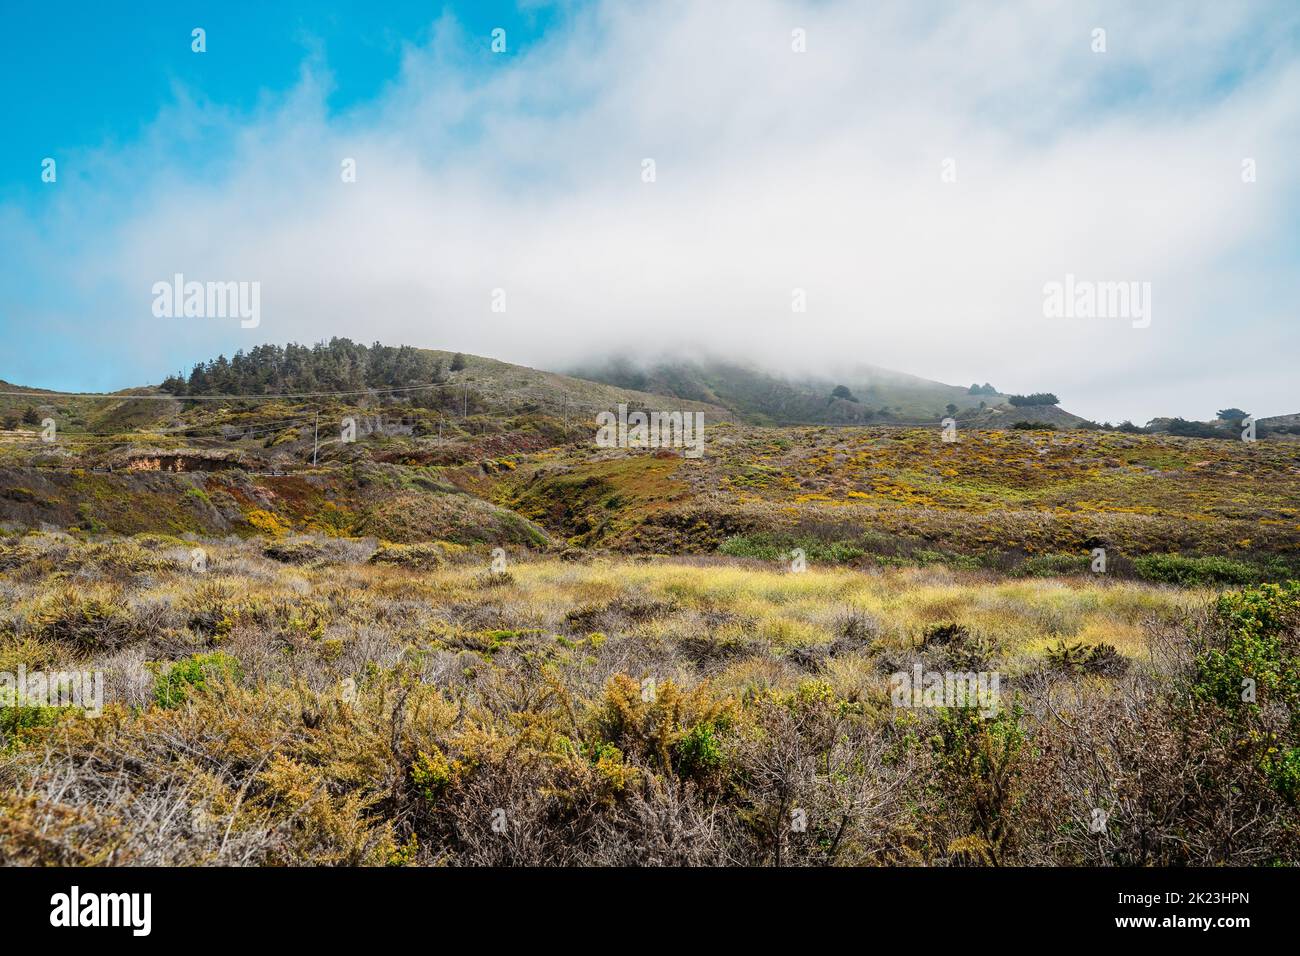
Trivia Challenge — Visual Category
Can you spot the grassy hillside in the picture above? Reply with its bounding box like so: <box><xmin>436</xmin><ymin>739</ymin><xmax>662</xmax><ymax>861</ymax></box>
<box><xmin>417</xmin><ymin>350</ymin><xmax>731</xmax><ymax>421</ymax></box>
<box><xmin>2</xmin><ymin>349</ymin><xmax>1299</xmax><ymax>869</ymax></box>
<box><xmin>567</xmin><ymin>357</ymin><xmax>1014</xmax><ymax>424</ymax></box>
<box><xmin>5</xmin><ymin>413</ymin><xmax>1294</xmax><ymax>583</ymax></box>
<box><xmin>480</xmin><ymin>425</ymin><xmax>1300</xmax><ymax>578</ymax></box>
<box><xmin>3</xmin><ymin>348</ymin><xmax>731</xmax><ymax>442</ymax></box>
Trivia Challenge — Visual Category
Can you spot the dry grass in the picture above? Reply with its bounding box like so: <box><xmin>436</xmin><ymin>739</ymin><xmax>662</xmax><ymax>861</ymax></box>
<box><xmin>0</xmin><ymin>530</ymin><xmax>1295</xmax><ymax>866</ymax></box>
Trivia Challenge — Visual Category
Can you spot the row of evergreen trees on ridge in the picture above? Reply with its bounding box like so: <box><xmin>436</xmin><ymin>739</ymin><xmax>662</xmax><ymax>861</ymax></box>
<box><xmin>158</xmin><ymin>339</ymin><xmax>467</xmax><ymax>396</ymax></box>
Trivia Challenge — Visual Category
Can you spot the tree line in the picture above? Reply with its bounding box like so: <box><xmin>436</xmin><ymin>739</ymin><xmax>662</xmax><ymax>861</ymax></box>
<box><xmin>158</xmin><ymin>339</ymin><xmax>461</xmax><ymax>397</ymax></box>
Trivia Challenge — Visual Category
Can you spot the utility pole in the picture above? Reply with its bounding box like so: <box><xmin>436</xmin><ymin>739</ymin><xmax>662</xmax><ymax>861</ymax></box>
<box><xmin>312</xmin><ymin>409</ymin><xmax>319</xmax><ymax>466</ymax></box>
<box><xmin>563</xmin><ymin>393</ymin><xmax>568</xmax><ymax>436</ymax></box>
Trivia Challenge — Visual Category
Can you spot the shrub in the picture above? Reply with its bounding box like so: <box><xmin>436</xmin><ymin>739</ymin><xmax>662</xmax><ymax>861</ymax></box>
<box><xmin>1133</xmin><ymin>553</ymin><xmax>1258</xmax><ymax>587</ymax></box>
<box><xmin>674</xmin><ymin>721</ymin><xmax>726</xmax><ymax>779</ymax></box>
<box><xmin>922</xmin><ymin>622</ymin><xmax>970</xmax><ymax>647</ymax></box>
<box><xmin>1164</xmin><ymin>418</ymin><xmax>1226</xmax><ymax>439</ymax></box>
<box><xmin>590</xmin><ymin>674</ymin><xmax>733</xmax><ymax>775</ymax></box>
<box><xmin>1044</xmin><ymin>639</ymin><xmax>1129</xmax><ymax>676</ymax></box>
<box><xmin>1191</xmin><ymin>582</ymin><xmax>1300</xmax><ymax>801</ymax></box>
<box><xmin>246</xmin><ymin>509</ymin><xmax>290</xmax><ymax>536</ymax></box>
<box><xmin>27</xmin><ymin>587</ymin><xmax>143</xmax><ymax>651</ymax></box>
<box><xmin>369</xmin><ymin>541</ymin><xmax>456</xmax><ymax>569</ymax></box>
<box><xmin>411</xmin><ymin>747</ymin><xmax>457</xmax><ymax>801</ymax></box>
<box><xmin>832</xmin><ymin>608</ymin><xmax>880</xmax><ymax>649</ymax></box>
<box><xmin>1193</xmin><ymin>582</ymin><xmax>1300</xmax><ymax>712</ymax></box>
<box><xmin>718</xmin><ymin>533</ymin><xmax>864</xmax><ymax>564</ymax></box>
<box><xmin>153</xmin><ymin>652</ymin><xmax>242</xmax><ymax>709</ymax></box>
<box><xmin>1014</xmin><ymin>553</ymin><xmax>1090</xmax><ymax>577</ymax></box>
<box><xmin>930</xmin><ymin>705</ymin><xmax>1028</xmax><ymax>865</ymax></box>
<box><xmin>0</xmin><ymin>704</ymin><xmax>68</xmax><ymax>750</ymax></box>
<box><xmin>263</xmin><ymin>538</ymin><xmax>326</xmax><ymax>564</ymax></box>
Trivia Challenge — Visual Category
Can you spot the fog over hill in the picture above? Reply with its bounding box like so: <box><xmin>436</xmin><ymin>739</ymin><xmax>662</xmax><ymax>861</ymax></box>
<box><xmin>4</xmin><ymin>2</ymin><xmax>1299</xmax><ymax>426</ymax></box>
<box><xmin>567</xmin><ymin>355</ymin><xmax>1012</xmax><ymax>425</ymax></box>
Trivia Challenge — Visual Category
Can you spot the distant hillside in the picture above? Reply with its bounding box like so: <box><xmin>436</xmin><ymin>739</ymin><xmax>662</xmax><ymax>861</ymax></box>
<box><xmin>154</xmin><ymin>340</ymin><xmax>730</xmax><ymax>418</ymax></box>
<box><xmin>420</xmin><ymin>350</ymin><xmax>730</xmax><ymax>421</ymax></box>
<box><xmin>1146</xmin><ymin>412</ymin><xmax>1300</xmax><ymax>440</ymax></box>
<box><xmin>0</xmin><ymin>379</ymin><xmax>180</xmax><ymax>435</ymax></box>
<box><xmin>971</xmin><ymin>403</ymin><xmax>1089</xmax><ymax>429</ymax></box>
<box><xmin>1</xmin><ymin>343</ymin><xmax>733</xmax><ymax>443</ymax></box>
<box><xmin>1259</xmin><ymin>412</ymin><xmax>1300</xmax><ymax>438</ymax></box>
<box><xmin>567</xmin><ymin>357</ymin><xmax>1015</xmax><ymax>425</ymax></box>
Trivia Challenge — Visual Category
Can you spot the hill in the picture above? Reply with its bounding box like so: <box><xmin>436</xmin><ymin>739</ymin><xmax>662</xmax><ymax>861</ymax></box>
<box><xmin>2</xmin><ymin>342</ymin><xmax>1296</xmax><ymax>579</ymax></box>
<box><xmin>566</xmin><ymin>356</ymin><xmax>1019</xmax><ymax>425</ymax></box>
<box><xmin>1258</xmin><ymin>412</ymin><xmax>1300</xmax><ymax>439</ymax></box>
<box><xmin>969</xmin><ymin>402</ymin><xmax>1089</xmax><ymax>430</ymax></box>
<box><xmin>1</xmin><ymin>343</ymin><xmax>733</xmax><ymax>452</ymax></box>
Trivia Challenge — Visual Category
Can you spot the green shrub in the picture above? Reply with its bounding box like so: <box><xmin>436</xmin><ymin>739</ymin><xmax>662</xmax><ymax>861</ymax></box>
<box><xmin>922</xmin><ymin>622</ymin><xmax>970</xmax><ymax>647</ymax></box>
<box><xmin>1133</xmin><ymin>553</ymin><xmax>1259</xmax><ymax>587</ymax></box>
<box><xmin>74</xmin><ymin>502</ymin><xmax>106</xmax><ymax>534</ymax></box>
<box><xmin>930</xmin><ymin>705</ymin><xmax>1028</xmax><ymax>865</ymax></box>
<box><xmin>674</xmin><ymin>720</ymin><xmax>725</xmax><ymax>778</ymax></box>
<box><xmin>1193</xmin><ymin>582</ymin><xmax>1300</xmax><ymax>710</ymax></box>
<box><xmin>0</xmin><ymin>704</ymin><xmax>68</xmax><ymax>750</ymax></box>
<box><xmin>718</xmin><ymin>533</ymin><xmax>864</xmax><ymax>564</ymax></box>
<box><xmin>1191</xmin><ymin>582</ymin><xmax>1300</xmax><ymax>801</ymax></box>
<box><xmin>1014</xmin><ymin>553</ymin><xmax>1091</xmax><ymax>577</ymax></box>
<box><xmin>153</xmin><ymin>652</ymin><xmax>242</xmax><ymax>709</ymax></box>
<box><xmin>411</xmin><ymin>747</ymin><xmax>455</xmax><ymax>801</ymax></box>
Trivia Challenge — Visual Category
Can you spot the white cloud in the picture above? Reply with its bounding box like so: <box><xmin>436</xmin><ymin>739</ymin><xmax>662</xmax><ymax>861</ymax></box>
<box><xmin>22</xmin><ymin>0</ymin><xmax>1300</xmax><ymax>421</ymax></box>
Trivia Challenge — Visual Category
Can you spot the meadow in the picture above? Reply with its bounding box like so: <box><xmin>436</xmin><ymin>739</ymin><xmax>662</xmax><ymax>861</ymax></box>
<box><xmin>1</xmin><ymin>530</ymin><xmax>1296</xmax><ymax>865</ymax></box>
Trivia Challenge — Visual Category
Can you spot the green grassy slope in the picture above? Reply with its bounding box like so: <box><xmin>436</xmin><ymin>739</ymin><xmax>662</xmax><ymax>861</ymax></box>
<box><xmin>566</xmin><ymin>357</ymin><xmax>1013</xmax><ymax>424</ymax></box>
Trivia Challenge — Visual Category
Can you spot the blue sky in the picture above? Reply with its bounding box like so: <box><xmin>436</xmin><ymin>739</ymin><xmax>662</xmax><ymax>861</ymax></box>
<box><xmin>1</xmin><ymin>1</ymin><xmax>566</xmax><ymax>199</ymax></box>
<box><xmin>1</xmin><ymin>0</ymin><xmax>1297</xmax><ymax>423</ymax></box>
<box><xmin>0</xmin><ymin>0</ymin><xmax>570</xmax><ymax>388</ymax></box>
